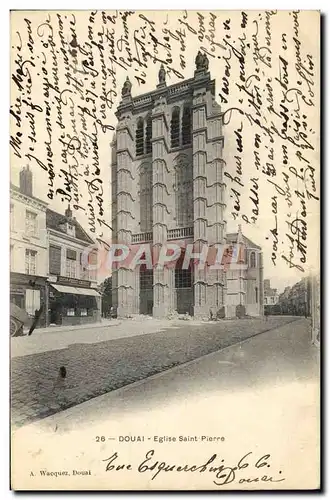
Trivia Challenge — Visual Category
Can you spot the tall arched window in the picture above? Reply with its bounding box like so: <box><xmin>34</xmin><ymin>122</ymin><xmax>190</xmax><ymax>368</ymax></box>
<box><xmin>139</xmin><ymin>163</ymin><xmax>153</xmax><ymax>232</ymax></box>
<box><xmin>171</xmin><ymin>107</ymin><xmax>180</xmax><ymax>148</ymax></box>
<box><xmin>250</xmin><ymin>251</ymin><xmax>256</xmax><ymax>268</ymax></box>
<box><xmin>145</xmin><ymin>115</ymin><xmax>152</xmax><ymax>154</ymax></box>
<box><xmin>182</xmin><ymin>105</ymin><xmax>192</xmax><ymax>145</ymax></box>
<box><xmin>136</xmin><ymin>118</ymin><xmax>144</xmax><ymax>157</ymax></box>
<box><xmin>175</xmin><ymin>249</ymin><xmax>192</xmax><ymax>289</ymax></box>
<box><xmin>174</xmin><ymin>155</ymin><xmax>193</xmax><ymax>227</ymax></box>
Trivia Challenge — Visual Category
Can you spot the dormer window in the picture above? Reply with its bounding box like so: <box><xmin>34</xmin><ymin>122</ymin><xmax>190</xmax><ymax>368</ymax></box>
<box><xmin>67</xmin><ymin>223</ymin><xmax>75</xmax><ymax>237</ymax></box>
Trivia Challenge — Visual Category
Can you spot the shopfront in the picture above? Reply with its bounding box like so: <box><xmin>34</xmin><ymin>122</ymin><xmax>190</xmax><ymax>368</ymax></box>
<box><xmin>10</xmin><ymin>272</ymin><xmax>48</xmax><ymax>328</ymax></box>
<box><xmin>49</xmin><ymin>277</ymin><xmax>101</xmax><ymax>326</ymax></box>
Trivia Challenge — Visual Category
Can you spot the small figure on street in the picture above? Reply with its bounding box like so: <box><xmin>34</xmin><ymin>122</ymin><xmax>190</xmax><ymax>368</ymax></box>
<box><xmin>28</xmin><ymin>305</ymin><xmax>43</xmax><ymax>336</ymax></box>
<box><xmin>209</xmin><ymin>308</ymin><xmax>213</xmax><ymax>321</ymax></box>
<box><xmin>53</xmin><ymin>366</ymin><xmax>67</xmax><ymax>391</ymax></box>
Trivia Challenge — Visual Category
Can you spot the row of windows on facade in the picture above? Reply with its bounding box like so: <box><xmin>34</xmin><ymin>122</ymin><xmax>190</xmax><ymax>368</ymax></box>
<box><xmin>135</xmin><ymin>107</ymin><xmax>192</xmax><ymax>157</ymax></box>
<box><xmin>139</xmin><ymin>269</ymin><xmax>192</xmax><ymax>290</ymax></box>
<box><xmin>49</xmin><ymin>246</ymin><xmax>96</xmax><ymax>278</ymax></box>
<box><xmin>139</xmin><ymin>271</ymin><xmax>258</xmax><ymax>304</ymax></box>
<box><xmin>10</xmin><ymin>205</ymin><xmax>38</xmax><ymax>236</ymax></box>
<box><xmin>19</xmin><ymin>247</ymin><xmax>93</xmax><ymax>279</ymax></box>
<box><xmin>138</xmin><ymin>254</ymin><xmax>258</xmax><ymax>291</ymax></box>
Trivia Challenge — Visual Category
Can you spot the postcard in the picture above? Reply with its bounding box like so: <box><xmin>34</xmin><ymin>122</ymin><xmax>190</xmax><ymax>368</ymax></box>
<box><xmin>10</xmin><ymin>9</ymin><xmax>320</xmax><ymax>490</ymax></box>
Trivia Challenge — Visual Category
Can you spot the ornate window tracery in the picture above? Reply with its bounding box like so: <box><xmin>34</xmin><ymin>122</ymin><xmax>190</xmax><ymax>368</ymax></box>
<box><xmin>174</xmin><ymin>155</ymin><xmax>193</xmax><ymax>227</ymax></box>
<box><xmin>182</xmin><ymin>105</ymin><xmax>192</xmax><ymax>145</ymax></box>
<box><xmin>136</xmin><ymin>118</ymin><xmax>144</xmax><ymax>157</ymax></box>
<box><xmin>171</xmin><ymin>107</ymin><xmax>180</xmax><ymax>148</ymax></box>
<box><xmin>139</xmin><ymin>163</ymin><xmax>153</xmax><ymax>232</ymax></box>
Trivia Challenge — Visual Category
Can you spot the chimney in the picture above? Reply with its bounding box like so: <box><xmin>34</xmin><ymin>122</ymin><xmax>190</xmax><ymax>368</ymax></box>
<box><xmin>65</xmin><ymin>204</ymin><xmax>72</xmax><ymax>219</ymax></box>
<box><xmin>19</xmin><ymin>165</ymin><xmax>33</xmax><ymax>197</ymax></box>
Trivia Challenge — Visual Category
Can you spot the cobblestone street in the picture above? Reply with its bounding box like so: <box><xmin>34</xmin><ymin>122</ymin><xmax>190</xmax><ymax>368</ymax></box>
<box><xmin>11</xmin><ymin>316</ymin><xmax>299</xmax><ymax>428</ymax></box>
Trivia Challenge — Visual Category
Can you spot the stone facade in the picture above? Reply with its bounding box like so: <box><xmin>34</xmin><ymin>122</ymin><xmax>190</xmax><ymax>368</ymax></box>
<box><xmin>111</xmin><ymin>57</ymin><xmax>263</xmax><ymax>319</ymax></box>
<box><xmin>46</xmin><ymin>205</ymin><xmax>101</xmax><ymax>326</ymax></box>
<box><xmin>10</xmin><ymin>167</ymin><xmax>49</xmax><ymax>327</ymax></box>
<box><xmin>264</xmin><ymin>279</ymin><xmax>279</xmax><ymax>306</ymax></box>
<box><xmin>226</xmin><ymin>230</ymin><xmax>263</xmax><ymax>318</ymax></box>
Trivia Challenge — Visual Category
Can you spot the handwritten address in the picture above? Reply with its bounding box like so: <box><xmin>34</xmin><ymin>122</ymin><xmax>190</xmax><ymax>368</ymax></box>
<box><xmin>103</xmin><ymin>449</ymin><xmax>285</xmax><ymax>486</ymax></box>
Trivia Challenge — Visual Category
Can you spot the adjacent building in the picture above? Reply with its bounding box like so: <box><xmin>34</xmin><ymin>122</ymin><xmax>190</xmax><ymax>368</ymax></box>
<box><xmin>10</xmin><ymin>166</ymin><xmax>48</xmax><ymax>327</ymax></box>
<box><xmin>10</xmin><ymin>166</ymin><xmax>101</xmax><ymax>328</ymax></box>
<box><xmin>226</xmin><ymin>230</ymin><xmax>264</xmax><ymax>318</ymax></box>
<box><xmin>263</xmin><ymin>279</ymin><xmax>279</xmax><ymax>306</ymax></box>
<box><xmin>47</xmin><ymin>205</ymin><xmax>101</xmax><ymax>326</ymax></box>
<box><xmin>278</xmin><ymin>278</ymin><xmax>310</xmax><ymax>316</ymax></box>
<box><xmin>111</xmin><ymin>53</ymin><xmax>263</xmax><ymax>319</ymax></box>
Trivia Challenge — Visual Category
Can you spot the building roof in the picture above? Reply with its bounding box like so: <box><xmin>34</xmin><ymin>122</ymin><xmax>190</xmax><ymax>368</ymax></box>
<box><xmin>117</xmin><ymin>69</ymin><xmax>218</xmax><ymax>116</ymax></box>
<box><xmin>10</xmin><ymin>183</ymin><xmax>47</xmax><ymax>206</ymax></box>
<box><xmin>226</xmin><ymin>233</ymin><xmax>261</xmax><ymax>250</ymax></box>
<box><xmin>46</xmin><ymin>208</ymin><xmax>94</xmax><ymax>244</ymax></box>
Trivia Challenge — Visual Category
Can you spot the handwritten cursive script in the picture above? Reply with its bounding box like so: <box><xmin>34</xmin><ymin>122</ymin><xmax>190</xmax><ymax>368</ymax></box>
<box><xmin>102</xmin><ymin>449</ymin><xmax>285</xmax><ymax>486</ymax></box>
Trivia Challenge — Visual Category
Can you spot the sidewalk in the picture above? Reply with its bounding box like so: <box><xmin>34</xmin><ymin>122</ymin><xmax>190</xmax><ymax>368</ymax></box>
<box><xmin>24</xmin><ymin>318</ymin><xmax>121</xmax><ymax>335</ymax></box>
<box><xmin>11</xmin><ymin>318</ymin><xmax>319</xmax><ymax>490</ymax></box>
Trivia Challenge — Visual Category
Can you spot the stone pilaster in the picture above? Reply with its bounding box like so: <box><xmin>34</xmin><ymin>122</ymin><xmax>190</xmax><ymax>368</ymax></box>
<box><xmin>111</xmin><ymin>135</ymin><xmax>118</xmax><ymax>311</ymax></box>
<box><xmin>192</xmin><ymin>74</ymin><xmax>226</xmax><ymax>317</ymax></box>
<box><xmin>132</xmin><ymin>266</ymin><xmax>140</xmax><ymax>314</ymax></box>
<box><xmin>115</xmin><ymin>105</ymin><xmax>135</xmax><ymax>318</ymax></box>
<box><xmin>151</xmin><ymin>94</ymin><xmax>171</xmax><ymax>317</ymax></box>
<box><xmin>192</xmin><ymin>82</ymin><xmax>209</xmax><ymax>317</ymax></box>
<box><xmin>205</xmin><ymin>94</ymin><xmax>226</xmax><ymax>313</ymax></box>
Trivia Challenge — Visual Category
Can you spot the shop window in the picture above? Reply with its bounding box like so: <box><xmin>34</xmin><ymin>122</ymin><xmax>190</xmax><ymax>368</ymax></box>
<box><xmin>145</xmin><ymin>115</ymin><xmax>152</xmax><ymax>154</ymax></box>
<box><xmin>26</xmin><ymin>210</ymin><xmax>37</xmax><ymax>237</ymax></box>
<box><xmin>81</xmin><ymin>308</ymin><xmax>87</xmax><ymax>316</ymax></box>
<box><xmin>25</xmin><ymin>289</ymin><xmax>40</xmax><ymax>315</ymax></box>
<box><xmin>67</xmin><ymin>308</ymin><xmax>75</xmax><ymax>316</ymax></box>
<box><xmin>136</xmin><ymin>118</ymin><xmax>144</xmax><ymax>157</ymax></box>
<box><xmin>171</xmin><ymin>107</ymin><xmax>180</xmax><ymax>148</ymax></box>
<box><xmin>25</xmin><ymin>249</ymin><xmax>37</xmax><ymax>275</ymax></box>
<box><xmin>182</xmin><ymin>105</ymin><xmax>192</xmax><ymax>145</ymax></box>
